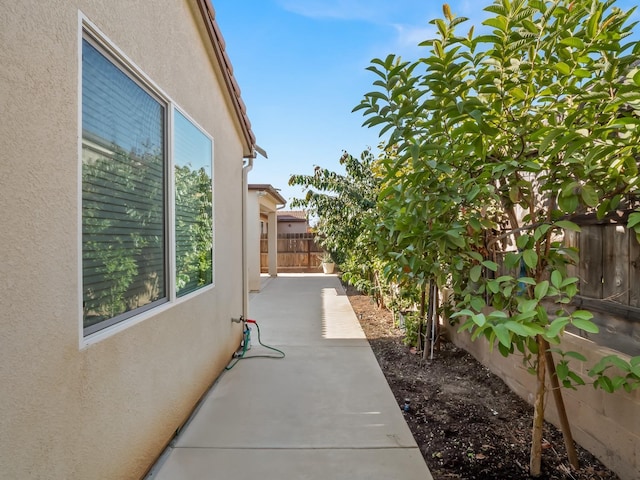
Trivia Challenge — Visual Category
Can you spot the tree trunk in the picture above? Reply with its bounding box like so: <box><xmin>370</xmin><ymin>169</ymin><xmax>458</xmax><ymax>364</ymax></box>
<box><xmin>373</xmin><ymin>271</ymin><xmax>386</xmax><ymax>309</ymax></box>
<box><xmin>417</xmin><ymin>286</ymin><xmax>427</xmax><ymax>352</ymax></box>
<box><xmin>530</xmin><ymin>335</ymin><xmax>546</xmax><ymax>477</ymax></box>
<box><xmin>423</xmin><ymin>280</ymin><xmax>434</xmax><ymax>361</ymax></box>
<box><xmin>543</xmin><ymin>339</ymin><xmax>579</xmax><ymax>469</ymax></box>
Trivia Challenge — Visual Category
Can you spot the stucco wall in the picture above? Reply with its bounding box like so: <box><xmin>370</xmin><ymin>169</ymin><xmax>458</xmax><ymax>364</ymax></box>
<box><xmin>247</xmin><ymin>191</ymin><xmax>262</xmax><ymax>292</ymax></box>
<box><xmin>0</xmin><ymin>2</ymin><xmax>246</xmax><ymax>479</ymax></box>
<box><xmin>445</xmin><ymin>323</ymin><xmax>640</xmax><ymax>480</ymax></box>
<box><xmin>278</xmin><ymin>221</ymin><xmax>309</xmax><ymax>234</ymax></box>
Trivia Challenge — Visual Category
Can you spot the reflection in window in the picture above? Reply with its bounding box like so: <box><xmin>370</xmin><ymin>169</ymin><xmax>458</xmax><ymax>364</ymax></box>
<box><xmin>174</xmin><ymin>111</ymin><xmax>213</xmax><ymax>297</ymax></box>
<box><xmin>81</xmin><ymin>37</ymin><xmax>166</xmax><ymax>334</ymax></box>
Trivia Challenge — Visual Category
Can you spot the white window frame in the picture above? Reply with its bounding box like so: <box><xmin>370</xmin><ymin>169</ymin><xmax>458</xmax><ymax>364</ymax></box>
<box><xmin>78</xmin><ymin>13</ymin><xmax>215</xmax><ymax>348</ymax></box>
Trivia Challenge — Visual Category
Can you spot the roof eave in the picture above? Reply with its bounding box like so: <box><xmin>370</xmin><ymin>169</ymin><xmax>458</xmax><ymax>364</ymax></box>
<box><xmin>197</xmin><ymin>0</ymin><xmax>257</xmax><ymax>158</ymax></box>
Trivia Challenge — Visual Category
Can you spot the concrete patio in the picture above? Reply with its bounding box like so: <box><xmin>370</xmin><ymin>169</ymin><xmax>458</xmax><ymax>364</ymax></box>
<box><xmin>146</xmin><ymin>274</ymin><xmax>433</xmax><ymax>480</ymax></box>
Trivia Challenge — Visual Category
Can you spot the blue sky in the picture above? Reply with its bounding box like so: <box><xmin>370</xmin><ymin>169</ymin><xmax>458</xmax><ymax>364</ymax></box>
<box><xmin>213</xmin><ymin>0</ymin><xmax>639</xmax><ymax>205</ymax></box>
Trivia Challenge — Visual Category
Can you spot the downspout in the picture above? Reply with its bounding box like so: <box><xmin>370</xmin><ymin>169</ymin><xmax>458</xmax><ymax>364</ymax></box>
<box><xmin>241</xmin><ymin>144</ymin><xmax>266</xmax><ymax>320</ymax></box>
<box><xmin>241</xmin><ymin>154</ymin><xmax>254</xmax><ymax>322</ymax></box>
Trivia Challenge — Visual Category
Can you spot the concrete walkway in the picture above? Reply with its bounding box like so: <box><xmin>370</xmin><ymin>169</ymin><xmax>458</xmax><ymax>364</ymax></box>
<box><xmin>147</xmin><ymin>274</ymin><xmax>433</xmax><ymax>480</ymax></box>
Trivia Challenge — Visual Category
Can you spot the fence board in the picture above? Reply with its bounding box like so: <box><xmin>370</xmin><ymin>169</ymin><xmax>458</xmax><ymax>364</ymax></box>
<box><xmin>260</xmin><ymin>233</ymin><xmax>324</xmax><ymax>272</ymax></box>
<box><xmin>579</xmin><ymin>226</ymin><xmax>603</xmax><ymax>298</ymax></box>
<box><xmin>630</xmin><ymin>235</ymin><xmax>640</xmax><ymax>307</ymax></box>
<box><xmin>603</xmin><ymin>226</ymin><xmax>629</xmax><ymax>304</ymax></box>
<box><xmin>564</xmin><ymin>230</ymin><xmax>579</xmax><ymax>281</ymax></box>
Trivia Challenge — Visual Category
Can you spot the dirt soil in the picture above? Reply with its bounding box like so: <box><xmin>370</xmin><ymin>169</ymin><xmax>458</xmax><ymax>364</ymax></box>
<box><xmin>346</xmin><ymin>285</ymin><xmax>620</xmax><ymax>480</ymax></box>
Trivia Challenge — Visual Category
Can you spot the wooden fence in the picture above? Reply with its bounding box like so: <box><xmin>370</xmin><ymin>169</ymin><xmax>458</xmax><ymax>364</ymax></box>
<box><xmin>489</xmin><ymin>223</ymin><xmax>640</xmax><ymax>355</ymax></box>
<box><xmin>260</xmin><ymin>233</ymin><xmax>324</xmax><ymax>273</ymax></box>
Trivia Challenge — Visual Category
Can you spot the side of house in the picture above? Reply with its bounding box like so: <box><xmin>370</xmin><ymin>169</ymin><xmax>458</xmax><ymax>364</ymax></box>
<box><xmin>247</xmin><ymin>184</ymin><xmax>286</xmax><ymax>290</ymax></box>
<box><xmin>278</xmin><ymin>210</ymin><xmax>310</xmax><ymax>234</ymax></box>
<box><xmin>0</xmin><ymin>1</ymin><xmax>254</xmax><ymax>478</ymax></box>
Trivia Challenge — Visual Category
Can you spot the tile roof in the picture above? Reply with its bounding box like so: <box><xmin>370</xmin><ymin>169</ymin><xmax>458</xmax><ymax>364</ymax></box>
<box><xmin>277</xmin><ymin>210</ymin><xmax>308</xmax><ymax>221</ymax></box>
<box><xmin>197</xmin><ymin>0</ymin><xmax>256</xmax><ymax>157</ymax></box>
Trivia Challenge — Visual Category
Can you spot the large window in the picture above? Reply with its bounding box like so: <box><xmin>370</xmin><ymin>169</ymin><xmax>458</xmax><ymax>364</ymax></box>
<box><xmin>81</xmin><ymin>31</ymin><xmax>214</xmax><ymax>337</ymax></box>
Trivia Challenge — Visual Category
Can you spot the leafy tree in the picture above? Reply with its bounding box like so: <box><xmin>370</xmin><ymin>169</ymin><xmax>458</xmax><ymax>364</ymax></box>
<box><xmin>289</xmin><ymin>150</ymin><xmax>388</xmax><ymax>302</ymax></box>
<box><xmin>355</xmin><ymin>0</ymin><xmax>640</xmax><ymax>475</ymax></box>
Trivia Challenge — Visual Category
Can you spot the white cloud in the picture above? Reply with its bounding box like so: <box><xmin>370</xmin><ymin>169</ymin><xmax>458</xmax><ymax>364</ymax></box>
<box><xmin>276</xmin><ymin>0</ymin><xmax>385</xmax><ymax>21</ymax></box>
<box><xmin>393</xmin><ymin>24</ymin><xmax>436</xmax><ymax>47</ymax></box>
<box><xmin>389</xmin><ymin>23</ymin><xmax>437</xmax><ymax>59</ymax></box>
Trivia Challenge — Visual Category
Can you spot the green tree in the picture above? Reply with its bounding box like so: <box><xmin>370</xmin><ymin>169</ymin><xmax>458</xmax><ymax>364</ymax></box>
<box><xmin>289</xmin><ymin>150</ymin><xmax>388</xmax><ymax>302</ymax></box>
<box><xmin>355</xmin><ymin>0</ymin><xmax>640</xmax><ymax>475</ymax></box>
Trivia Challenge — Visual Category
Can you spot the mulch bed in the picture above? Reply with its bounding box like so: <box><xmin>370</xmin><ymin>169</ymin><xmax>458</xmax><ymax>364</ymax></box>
<box><xmin>346</xmin><ymin>285</ymin><xmax>620</xmax><ymax>480</ymax></box>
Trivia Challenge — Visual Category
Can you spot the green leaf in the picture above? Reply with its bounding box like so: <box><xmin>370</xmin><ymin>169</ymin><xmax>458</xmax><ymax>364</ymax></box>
<box><xmin>572</xmin><ymin>310</ymin><xmax>593</xmax><ymax>321</ymax></box>
<box><xmin>468</xmin><ymin>251</ymin><xmax>484</xmax><ymax>262</ymax></box>
<box><xmin>574</xmin><ymin>68</ymin><xmax>591</xmax><ymax>79</ymax></box>
<box><xmin>482</xmin><ymin>260</ymin><xmax>498</xmax><ymax>271</ymax></box>
<box><xmin>473</xmin><ymin>313</ymin><xmax>487</xmax><ymax>327</ymax></box>
<box><xmin>505</xmin><ymin>321</ymin><xmax>536</xmax><ymax>337</ymax></box>
<box><xmin>498</xmin><ymin>341</ymin><xmax>511</xmax><ymax>357</ymax></box>
<box><xmin>587</xmin><ymin>6</ymin><xmax>602</xmax><ymax>39</ymax></box>
<box><xmin>510</xmin><ymin>87</ymin><xmax>526</xmax><ymax>100</ymax></box>
<box><xmin>470</xmin><ymin>295</ymin><xmax>486</xmax><ymax>312</ymax></box>
<box><xmin>560</xmin><ymin>37</ymin><xmax>585</xmax><ymax>49</ymax></box>
<box><xmin>533</xmin><ymin>224</ymin><xmax>551</xmax><ymax>241</ymax></box>
<box><xmin>580</xmin><ymin>184</ymin><xmax>599</xmax><ymax>207</ymax></box>
<box><xmin>546</xmin><ymin>317</ymin><xmax>569</xmax><ymax>338</ymax></box>
<box><xmin>483</xmin><ymin>16</ymin><xmax>508</xmax><ymax>32</ymax></box>
<box><xmin>567</xmin><ymin>371</ymin><xmax>585</xmax><ymax>386</ymax></box>
<box><xmin>555</xmin><ymin>62</ymin><xmax>571</xmax><ymax>75</ymax></box>
<box><xmin>365</xmin><ymin>91</ymin><xmax>389</xmax><ymax>101</ymax></box>
<box><xmin>505</xmin><ymin>252</ymin><xmax>521</xmax><ymax>269</ymax></box>
<box><xmin>558</xmin><ymin>194</ymin><xmax>579</xmax><ymax>213</ymax></box>
<box><xmin>539</xmin><ymin>128</ymin><xmax>563</xmax><ymax>154</ymax></box>
<box><xmin>603</xmin><ymin>355</ymin><xmax>631</xmax><ymax>372</ymax></box>
<box><xmin>522</xmin><ymin>249</ymin><xmax>538</xmax><ymax>269</ymax></box>
<box><xmin>519</xmin><ymin>298</ymin><xmax>539</xmax><ymax>313</ymax></box>
<box><xmin>563</xmin><ymin>351</ymin><xmax>587</xmax><ymax>362</ymax></box>
<box><xmin>556</xmin><ymin>361</ymin><xmax>569</xmax><ymax>380</ymax></box>
<box><xmin>572</xmin><ymin>317</ymin><xmax>600</xmax><ymax>334</ymax></box>
<box><xmin>627</xmin><ymin>212</ymin><xmax>640</xmax><ymax>229</ymax></box>
<box><xmin>555</xmin><ymin>220</ymin><xmax>581</xmax><ymax>232</ymax></box>
<box><xmin>516</xmin><ymin>234</ymin><xmax>531</xmax><ymax>250</ymax></box>
<box><xmin>551</xmin><ymin>270</ymin><xmax>562</xmax><ymax>288</ymax></box>
<box><xmin>633</xmin><ymin>70</ymin><xmax>640</xmax><ymax>88</ymax></box>
<box><xmin>560</xmin><ymin>277</ymin><xmax>579</xmax><ymax>288</ymax></box>
<box><xmin>493</xmin><ymin>324</ymin><xmax>511</xmax><ymax>348</ymax></box>
<box><xmin>535</xmin><ymin>280</ymin><xmax>549</xmax><ymax>300</ymax></box>
<box><xmin>470</xmin><ymin>264</ymin><xmax>482</xmax><ymax>283</ymax></box>
<box><xmin>488</xmin><ymin>310</ymin><xmax>508</xmax><ymax>320</ymax></box>
<box><xmin>451</xmin><ymin>309</ymin><xmax>475</xmax><ymax>319</ymax></box>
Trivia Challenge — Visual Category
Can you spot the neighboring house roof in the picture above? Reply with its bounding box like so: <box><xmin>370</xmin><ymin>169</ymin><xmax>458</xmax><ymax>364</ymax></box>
<box><xmin>248</xmin><ymin>184</ymin><xmax>287</xmax><ymax>205</ymax></box>
<box><xmin>196</xmin><ymin>0</ymin><xmax>256</xmax><ymax>157</ymax></box>
<box><xmin>278</xmin><ymin>211</ymin><xmax>308</xmax><ymax>223</ymax></box>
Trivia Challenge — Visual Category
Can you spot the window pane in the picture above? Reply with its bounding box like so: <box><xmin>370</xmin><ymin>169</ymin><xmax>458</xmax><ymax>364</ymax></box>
<box><xmin>82</xmin><ymin>38</ymin><xmax>166</xmax><ymax>334</ymax></box>
<box><xmin>174</xmin><ymin>111</ymin><xmax>213</xmax><ymax>297</ymax></box>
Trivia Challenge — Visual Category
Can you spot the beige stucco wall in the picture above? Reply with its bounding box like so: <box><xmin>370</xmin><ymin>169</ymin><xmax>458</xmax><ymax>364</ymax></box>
<box><xmin>0</xmin><ymin>1</ymin><xmax>247</xmax><ymax>479</ymax></box>
<box><xmin>247</xmin><ymin>191</ymin><xmax>262</xmax><ymax>292</ymax></box>
<box><xmin>278</xmin><ymin>221</ymin><xmax>309</xmax><ymax>234</ymax></box>
<box><xmin>247</xmin><ymin>191</ymin><xmax>282</xmax><ymax>290</ymax></box>
<box><xmin>445</xmin><ymin>324</ymin><xmax>640</xmax><ymax>480</ymax></box>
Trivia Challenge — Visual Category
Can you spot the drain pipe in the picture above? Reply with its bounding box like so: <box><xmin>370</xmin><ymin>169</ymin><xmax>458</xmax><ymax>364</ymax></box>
<box><xmin>241</xmin><ymin>154</ymin><xmax>254</xmax><ymax>322</ymax></box>
<box><xmin>241</xmin><ymin>145</ymin><xmax>267</xmax><ymax>321</ymax></box>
